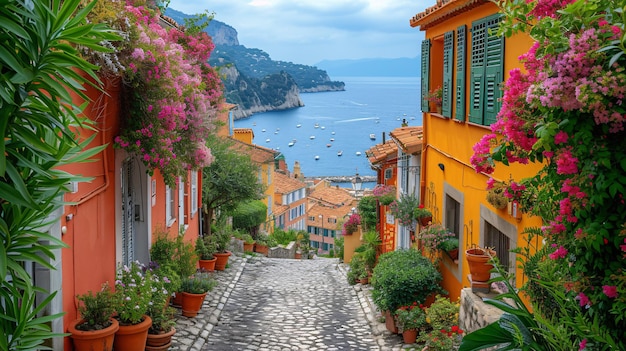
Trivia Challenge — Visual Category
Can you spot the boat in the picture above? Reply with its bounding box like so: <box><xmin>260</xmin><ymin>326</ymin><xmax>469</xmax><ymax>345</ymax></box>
<box><xmin>261</xmin><ymin>129</ymin><xmax>266</xmax><ymax>132</ymax></box>
<box><xmin>296</xmin><ymin>124</ymin><xmax>302</xmax><ymax>128</ymax></box>
<box><xmin>326</xmin><ymin>144</ymin><xmax>331</xmax><ymax>148</ymax></box>
<box><xmin>265</xmin><ymin>138</ymin><xmax>270</xmax><ymax>143</ymax></box>
<box><xmin>369</xmin><ymin>133</ymin><xmax>376</xmax><ymax>140</ymax></box>
<box><xmin>356</xmin><ymin>151</ymin><xmax>362</xmax><ymax>156</ymax></box>
<box><xmin>276</xmin><ymin>128</ymin><xmax>280</xmax><ymax>131</ymax></box>
<box><xmin>330</xmin><ymin>138</ymin><xmax>335</xmax><ymax>142</ymax></box>
<box><xmin>321</xmin><ymin>126</ymin><xmax>326</xmax><ymax>130</ymax></box>
<box><xmin>315</xmin><ymin>155</ymin><xmax>320</xmax><ymax>160</ymax></box>
<box><xmin>331</xmin><ymin>131</ymin><xmax>336</xmax><ymax>135</ymax></box>
<box><xmin>314</xmin><ymin>123</ymin><xmax>320</xmax><ymax>128</ymax></box>
<box><xmin>288</xmin><ymin>142</ymin><xmax>294</xmax><ymax>147</ymax></box>
<box><xmin>337</xmin><ymin>151</ymin><xmax>343</xmax><ymax>156</ymax></box>
<box><xmin>310</xmin><ymin>135</ymin><xmax>315</xmax><ymax>140</ymax></box>
<box><xmin>274</xmin><ymin>131</ymin><xmax>278</xmax><ymax>134</ymax></box>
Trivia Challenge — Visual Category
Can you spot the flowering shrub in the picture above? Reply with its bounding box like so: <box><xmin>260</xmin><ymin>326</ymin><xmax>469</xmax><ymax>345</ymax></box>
<box><xmin>343</xmin><ymin>213</ymin><xmax>361</xmax><ymax>235</ymax></box>
<box><xmin>413</xmin><ymin>204</ymin><xmax>432</xmax><ymax>219</ymax></box>
<box><xmin>146</xmin><ymin>261</ymin><xmax>176</xmax><ymax>333</ymax></box>
<box><xmin>114</xmin><ymin>4</ymin><xmax>222</xmax><ymax>186</ymax></box>
<box><xmin>395</xmin><ymin>302</ymin><xmax>427</xmax><ymax>331</ymax></box>
<box><xmin>418</xmin><ymin>224</ymin><xmax>455</xmax><ymax>253</ymax></box>
<box><xmin>114</xmin><ymin>261</ymin><xmax>153</xmax><ymax>325</ymax></box>
<box><xmin>420</xmin><ymin>326</ymin><xmax>463</xmax><ymax>351</ymax></box>
<box><xmin>389</xmin><ymin>193</ymin><xmax>420</xmax><ymax>227</ymax></box>
<box><xmin>372</xmin><ymin>184</ymin><xmax>396</xmax><ymax>205</ymax></box>
<box><xmin>469</xmin><ymin>0</ymin><xmax>626</xmax><ymax>347</ymax></box>
<box><xmin>427</xmin><ymin>86</ymin><xmax>443</xmax><ymax>106</ymax></box>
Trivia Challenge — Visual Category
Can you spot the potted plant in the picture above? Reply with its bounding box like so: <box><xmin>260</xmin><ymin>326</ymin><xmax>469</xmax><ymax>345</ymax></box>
<box><xmin>418</xmin><ymin>223</ymin><xmax>455</xmax><ymax>260</ymax></box>
<box><xmin>361</xmin><ymin>230</ymin><xmax>381</xmax><ymax>274</ymax></box>
<box><xmin>180</xmin><ymin>271</ymin><xmax>218</xmax><ymax>318</ymax></box>
<box><xmin>342</xmin><ymin>213</ymin><xmax>361</xmax><ymax>235</ymax></box>
<box><xmin>465</xmin><ymin>246</ymin><xmax>496</xmax><ymax>282</ymax></box>
<box><xmin>210</xmin><ymin>227</ymin><xmax>233</xmax><ymax>270</ymax></box>
<box><xmin>242</xmin><ymin>233</ymin><xmax>255</xmax><ymax>253</ymax></box>
<box><xmin>113</xmin><ymin>261</ymin><xmax>154</xmax><ymax>351</ymax></box>
<box><xmin>170</xmin><ymin>233</ymin><xmax>198</xmax><ymax>306</ymax></box>
<box><xmin>389</xmin><ymin>193</ymin><xmax>420</xmax><ymax>228</ymax></box>
<box><xmin>413</xmin><ymin>204</ymin><xmax>433</xmax><ymax>226</ymax></box>
<box><xmin>196</xmin><ymin>235</ymin><xmax>217</xmax><ymax>272</ymax></box>
<box><xmin>486</xmin><ymin>186</ymin><xmax>508</xmax><ymax>209</ymax></box>
<box><xmin>373</xmin><ymin>184</ymin><xmax>396</xmax><ymax>206</ymax></box>
<box><xmin>440</xmin><ymin>237</ymin><xmax>460</xmax><ymax>260</ymax></box>
<box><xmin>346</xmin><ymin>254</ymin><xmax>367</xmax><ymax>285</ymax></box>
<box><xmin>254</xmin><ymin>233</ymin><xmax>269</xmax><ymax>256</ymax></box>
<box><xmin>395</xmin><ymin>302</ymin><xmax>427</xmax><ymax>344</ymax></box>
<box><xmin>146</xmin><ymin>262</ymin><xmax>177</xmax><ymax>351</ymax></box>
<box><xmin>371</xmin><ymin>249</ymin><xmax>443</xmax><ymax>334</ymax></box>
<box><xmin>427</xmin><ymin>86</ymin><xmax>443</xmax><ymax>113</ymax></box>
<box><xmin>68</xmin><ymin>283</ymin><xmax>118</xmax><ymax>351</ymax></box>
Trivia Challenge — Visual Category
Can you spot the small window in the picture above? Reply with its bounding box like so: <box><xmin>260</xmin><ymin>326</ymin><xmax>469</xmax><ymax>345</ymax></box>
<box><xmin>165</xmin><ymin>185</ymin><xmax>175</xmax><ymax>226</ymax></box>
<box><xmin>191</xmin><ymin>171</ymin><xmax>198</xmax><ymax>217</ymax></box>
<box><xmin>384</xmin><ymin>168</ymin><xmax>393</xmax><ymax>180</ymax></box>
<box><xmin>485</xmin><ymin>222</ymin><xmax>510</xmax><ymax>268</ymax></box>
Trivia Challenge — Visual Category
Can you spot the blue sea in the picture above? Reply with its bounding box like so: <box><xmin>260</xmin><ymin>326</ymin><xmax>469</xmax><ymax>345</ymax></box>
<box><xmin>234</xmin><ymin>77</ymin><xmax>421</xmax><ymax>181</ymax></box>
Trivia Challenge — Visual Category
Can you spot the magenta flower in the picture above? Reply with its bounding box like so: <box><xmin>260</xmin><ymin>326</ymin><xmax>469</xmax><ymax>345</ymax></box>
<box><xmin>548</xmin><ymin>245</ymin><xmax>568</xmax><ymax>260</ymax></box>
<box><xmin>576</xmin><ymin>292</ymin><xmax>591</xmax><ymax>308</ymax></box>
<box><xmin>579</xmin><ymin>339</ymin><xmax>587</xmax><ymax>350</ymax></box>
<box><xmin>602</xmin><ymin>285</ymin><xmax>618</xmax><ymax>299</ymax></box>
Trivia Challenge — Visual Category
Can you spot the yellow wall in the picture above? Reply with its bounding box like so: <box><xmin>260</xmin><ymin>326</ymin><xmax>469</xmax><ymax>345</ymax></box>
<box><xmin>421</xmin><ymin>3</ymin><xmax>541</xmax><ymax>301</ymax></box>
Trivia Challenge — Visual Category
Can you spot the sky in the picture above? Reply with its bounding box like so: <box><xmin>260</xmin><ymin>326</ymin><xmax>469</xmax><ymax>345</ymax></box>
<box><xmin>167</xmin><ymin>0</ymin><xmax>428</xmax><ymax>66</ymax></box>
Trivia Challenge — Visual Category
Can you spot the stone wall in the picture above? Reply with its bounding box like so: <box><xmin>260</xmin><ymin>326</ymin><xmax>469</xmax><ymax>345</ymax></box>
<box><xmin>268</xmin><ymin>241</ymin><xmax>296</xmax><ymax>259</ymax></box>
<box><xmin>459</xmin><ymin>288</ymin><xmax>504</xmax><ymax>334</ymax></box>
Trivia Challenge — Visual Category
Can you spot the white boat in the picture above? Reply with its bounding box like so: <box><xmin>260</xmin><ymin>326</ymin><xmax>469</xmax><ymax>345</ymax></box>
<box><xmin>276</xmin><ymin>128</ymin><xmax>280</xmax><ymax>131</ymax></box>
<box><xmin>356</xmin><ymin>151</ymin><xmax>362</xmax><ymax>156</ymax></box>
<box><xmin>288</xmin><ymin>142</ymin><xmax>294</xmax><ymax>147</ymax></box>
<box><xmin>369</xmin><ymin>133</ymin><xmax>376</xmax><ymax>140</ymax></box>
<box><xmin>321</xmin><ymin>126</ymin><xmax>326</xmax><ymax>130</ymax></box>
<box><xmin>265</xmin><ymin>138</ymin><xmax>270</xmax><ymax>143</ymax></box>
<box><xmin>326</xmin><ymin>144</ymin><xmax>331</xmax><ymax>148</ymax></box>
<box><xmin>331</xmin><ymin>131</ymin><xmax>336</xmax><ymax>135</ymax></box>
<box><xmin>310</xmin><ymin>135</ymin><xmax>315</xmax><ymax>140</ymax></box>
<box><xmin>296</xmin><ymin>124</ymin><xmax>302</xmax><ymax>128</ymax></box>
<box><xmin>274</xmin><ymin>131</ymin><xmax>278</xmax><ymax>134</ymax></box>
<box><xmin>337</xmin><ymin>151</ymin><xmax>343</xmax><ymax>156</ymax></box>
<box><xmin>261</xmin><ymin>129</ymin><xmax>266</xmax><ymax>132</ymax></box>
<box><xmin>314</xmin><ymin>123</ymin><xmax>320</xmax><ymax>128</ymax></box>
<box><xmin>330</xmin><ymin>138</ymin><xmax>335</xmax><ymax>142</ymax></box>
<box><xmin>315</xmin><ymin>155</ymin><xmax>320</xmax><ymax>160</ymax></box>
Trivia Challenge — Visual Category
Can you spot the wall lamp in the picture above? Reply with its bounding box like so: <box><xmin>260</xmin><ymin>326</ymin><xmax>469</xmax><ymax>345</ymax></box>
<box><xmin>438</xmin><ymin>163</ymin><xmax>445</xmax><ymax>171</ymax></box>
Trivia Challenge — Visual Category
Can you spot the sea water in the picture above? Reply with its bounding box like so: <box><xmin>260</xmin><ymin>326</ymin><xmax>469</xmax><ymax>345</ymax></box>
<box><xmin>234</xmin><ymin>76</ymin><xmax>421</xmax><ymax>181</ymax></box>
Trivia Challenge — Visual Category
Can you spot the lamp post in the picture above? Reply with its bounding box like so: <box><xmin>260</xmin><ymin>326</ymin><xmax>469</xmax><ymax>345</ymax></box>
<box><xmin>351</xmin><ymin>171</ymin><xmax>363</xmax><ymax>198</ymax></box>
<box><xmin>318</xmin><ymin>214</ymin><xmax>324</xmax><ymax>255</ymax></box>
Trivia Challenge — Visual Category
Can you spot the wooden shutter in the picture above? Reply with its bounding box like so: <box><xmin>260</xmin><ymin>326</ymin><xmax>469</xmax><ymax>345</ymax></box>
<box><xmin>442</xmin><ymin>31</ymin><xmax>454</xmax><ymax>118</ymax></box>
<box><xmin>483</xmin><ymin>16</ymin><xmax>504</xmax><ymax>125</ymax></box>
<box><xmin>455</xmin><ymin>25</ymin><xmax>467</xmax><ymax>121</ymax></box>
<box><xmin>469</xmin><ymin>20</ymin><xmax>486</xmax><ymax>124</ymax></box>
<box><xmin>421</xmin><ymin>39</ymin><xmax>430</xmax><ymax>112</ymax></box>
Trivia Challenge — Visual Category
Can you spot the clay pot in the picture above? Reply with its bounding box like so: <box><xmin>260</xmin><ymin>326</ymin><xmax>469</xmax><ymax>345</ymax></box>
<box><xmin>402</xmin><ymin>328</ymin><xmax>418</xmax><ymax>344</ymax></box>
<box><xmin>384</xmin><ymin>310</ymin><xmax>399</xmax><ymax>334</ymax></box>
<box><xmin>254</xmin><ymin>244</ymin><xmax>268</xmax><ymax>256</ymax></box>
<box><xmin>243</xmin><ymin>242</ymin><xmax>254</xmax><ymax>252</ymax></box>
<box><xmin>181</xmin><ymin>291</ymin><xmax>207</xmax><ymax>318</ymax></box>
<box><xmin>171</xmin><ymin>292</ymin><xmax>183</xmax><ymax>307</ymax></box>
<box><xmin>68</xmin><ymin>317</ymin><xmax>119</xmax><ymax>351</ymax></box>
<box><xmin>198</xmin><ymin>257</ymin><xmax>217</xmax><ymax>272</ymax></box>
<box><xmin>213</xmin><ymin>251</ymin><xmax>231</xmax><ymax>271</ymax></box>
<box><xmin>466</xmin><ymin>248</ymin><xmax>495</xmax><ymax>282</ymax></box>
<box><xmin>146</xmin><ymin>327</ymin><xmax>176</xmax><ymax>351</ymax></box>
<box><xmin>113</xmin><ymin>315</ymin><xmax>152</xmax><ymax>351</ymax></box>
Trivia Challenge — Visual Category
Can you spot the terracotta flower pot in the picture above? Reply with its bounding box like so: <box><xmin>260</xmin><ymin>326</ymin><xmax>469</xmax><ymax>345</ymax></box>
<box><xmin>243</xmin><ymin>242</ymin><xmax>254</xmax><ymax>252</ymax></box>
<box><xmin>198</xmin><ymin>257</ymin><xmax>217</xmax><ymax>272</ymax></box>
<box><xmin>171</xmin><ymin>292</ymin><xmax>183</xmax><ymax>307</ymax></box>
<box><xmin>418</xmin><ymin>215</ymin><xmax>432</xmax><ymax>226</ymax></box>
<box><xmin>466</xmin><ymin>248</ymin><xmax>495</xmax><ymax>282</ymax></box>
<box><xmin>213</xmin><ymin>251</ymin><xmax>231</xmax><ymax>271</ymax></box>
<box><xmin>181</xmin><ymin>291</ymin><xmax>207</xmax><ymax>317</ymax></box>
<box><xmin>384</xmin><ymin>310</ymin><xmax>399</xmax><ymax>334</ymax></box>
<box><xmin>402</xmin><ymin>328</ymin><xmax>418</xmax><ymax>344</ymax></box>
<box><xmin>68</xmin><ymin>317</ymin><xmax>119</xmax><ymax>351</ymax></box>
<box><xmin>254</xmin><ymin>243</ymin><xmax>268</xmax><ymax>256</ymax></box>
<box><xmin>113</xmin><ymin>315</ymin><xmax>152</xmax><ymax>351</ymax></box>
<box><xmin>146</xmin><ymin>327</ymin><xmax>176</xmax><ymax>351</ymax></box>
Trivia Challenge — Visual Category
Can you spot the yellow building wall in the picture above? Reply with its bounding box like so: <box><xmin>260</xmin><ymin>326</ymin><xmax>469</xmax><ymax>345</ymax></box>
<box><xmin>421</xmin><ymin>3</ymin><xmax>541</xmax><ymax>301</ymax></box>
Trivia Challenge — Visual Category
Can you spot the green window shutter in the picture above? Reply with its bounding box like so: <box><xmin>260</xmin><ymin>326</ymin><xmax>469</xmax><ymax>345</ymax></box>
<box><xmin>455</xmin><ymin>25</ymin><xmax>467</xmax><ymax>121</ymax></box>
<box><xmin>469</xmin><ymin>20</ymin><xmax>486</xmax><ymax>124</ymax></box>
<box><xmin>483</xmin><ymin>16</ymin><xmax>504</xmax><ymax>125</ymax></box>
<box><xmin>421</xmin><ymin>39</ymin><xmax>430</xmax><ymax>113</ymax></box>
<box><xmin>442</xmin><ymin>31</ymin><xmax>454</xmax><ymax>118</ymax></box>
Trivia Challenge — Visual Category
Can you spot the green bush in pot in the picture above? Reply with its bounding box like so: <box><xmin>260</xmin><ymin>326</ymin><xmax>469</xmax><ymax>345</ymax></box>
<box><xmin>371</xmin><ymin>248</ymin><xmax>444</xmax><ymax>313</ymax></box>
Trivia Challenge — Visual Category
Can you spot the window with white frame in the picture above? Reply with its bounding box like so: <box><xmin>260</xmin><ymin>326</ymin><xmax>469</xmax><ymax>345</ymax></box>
<box><xmin>191</xmin><ymin>171</ymin><xmax>198</xmax><ymax>217</ymax></box>
<box><xmin>165</xmin><ymin>185</ymin><xmax>175</xmax><ymax>226</ymax></box>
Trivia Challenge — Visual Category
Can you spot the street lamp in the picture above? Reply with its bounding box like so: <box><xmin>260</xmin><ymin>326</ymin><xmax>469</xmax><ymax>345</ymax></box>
<box><xmin>352</xmin><ymin>171</ymin><xmax>363</xmax><ymax>198</ymax></box>
<box><xmin>318</xmin><ymin>214</ymin><xmax>324</xmax><ymax>254</ymax></box>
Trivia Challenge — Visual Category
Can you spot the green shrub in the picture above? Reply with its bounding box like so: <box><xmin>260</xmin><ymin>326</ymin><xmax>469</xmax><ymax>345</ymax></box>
<box><xmin>371</xmin><ymin>249</ymin><xmax>443</xmax><ymax>313</ymax></box>
<box><xmin>425</xmin><ymin>295</ymin><xmax>459</xmax><ymax>331</ymax></box>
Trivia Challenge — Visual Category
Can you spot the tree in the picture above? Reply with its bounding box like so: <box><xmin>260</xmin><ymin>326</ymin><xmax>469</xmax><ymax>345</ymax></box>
<box><xmin>0</xmin><ymin>0</ymin><xmax>116</xmax><ymax>348</ymax></box>
<box><xmin>202</xmin><ymin>136</ymin><xmax>266</xmax><ymax>236</ymax></box>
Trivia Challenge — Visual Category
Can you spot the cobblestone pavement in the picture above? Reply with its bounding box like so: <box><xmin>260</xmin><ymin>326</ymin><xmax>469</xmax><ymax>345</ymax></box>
<box><xmin>170</xmin><ymin>254</ymin><xmax>407</xmax><ymax>351</ymax></box>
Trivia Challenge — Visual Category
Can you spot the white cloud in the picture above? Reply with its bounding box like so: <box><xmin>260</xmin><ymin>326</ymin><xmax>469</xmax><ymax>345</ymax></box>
<box><xmin>168</xmin><ymin>0</ymin><xmax>427</xmax><ymax>65</ymax></box>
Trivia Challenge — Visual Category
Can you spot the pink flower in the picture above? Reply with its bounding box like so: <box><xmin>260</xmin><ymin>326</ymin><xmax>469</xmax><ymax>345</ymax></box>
<box><xmin>575</xmin><ymin>292</ymin><xmax>591</xmax><ymax>308</ymax></box>
<box><xmin>553</xmin><ymin>131</ymin><xmax>569</xmax><ymax>144</ymax></box>
<box><xmin>602</xmin><ymin>285</ymin><xmax>618</xmax><ymax>298</ymax></box>
<box><xmin>548</xmin><ymin>245</ymin><xmax>568</xmax><ymax>260</ymax></box>
<box><xmin>579</xmin><ymin>339</ymin><xmax>587</xmax><ymax>350</ymax></box>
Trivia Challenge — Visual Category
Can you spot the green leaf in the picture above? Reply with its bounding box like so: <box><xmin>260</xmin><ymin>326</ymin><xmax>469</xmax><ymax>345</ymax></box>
<box><xmin>458</xmin><ymin>322</ymin><xmax>515</xmax><ymax>351</ymax></box>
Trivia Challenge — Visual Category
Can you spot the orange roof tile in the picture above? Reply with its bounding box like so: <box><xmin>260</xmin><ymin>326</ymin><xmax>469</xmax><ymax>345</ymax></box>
<box><xmin>228</xmin><ymin>138</ymin><xmax>277</xmax><ymax>164</ymax></box>
<box><xmin>390</xmin><ymin>126</ymin><xmax>424</xmax><ymax>155</ymax></box>
<box><xmin>308</xmin><ymin>186</ymin><xmax>353</xmax><ymax>208</ymax></box>
<box><xmin>274</xmin><ymin>172</ymin><xmax>306</xmax><ymax>195</ymax></box>
<box><xmin>410</xmin><ymin>0</ymin><xmax>488</xmax><ymax>30</ymax></box>
<box><xmin>273</xmin><ymin>203</ymin><xmax>289</xmax><ymax>216</ymax></box>
<box><xmin>366</xmin><ymin>140</ymin><xmax>398</xmax><ymax>165</ymax></box>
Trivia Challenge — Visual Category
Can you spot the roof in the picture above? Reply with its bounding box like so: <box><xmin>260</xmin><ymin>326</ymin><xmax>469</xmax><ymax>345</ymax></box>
<box><xmin>307</xmin><ymin>203</ymin><xmax>355</xmax><ymax>231</ymax></box>
<box><xmin>308</xmin><ymin>186</ymin><xmax>353</xmax><ymax>208</ymax></box>
<box><xmin>365</xmin><ymin>140</ymin><xmax>398</xmax><ymax>165</ymax></box>
<box><xmin>274</xmin><ymin>171</ymin><xmax>306</xmax><ymax>195</ymax></box>
<box><xmin>228</xmin><ymin>138</ymin><xmax>278</xmax><ymax>164</ymax></box>
<box><xmin>389</xmin><ymin>126</ymin><xmax>424</xmax><ymax>155</ymax></box>
<box><xmin>273</xmin><ymin>203</ymin><xmax>289</xmax><ymax>216</ymax></box>
<box><xmin>410</xmin><ymin>0</ymin><xmax>488</xmax><ymax>30</ymax></box>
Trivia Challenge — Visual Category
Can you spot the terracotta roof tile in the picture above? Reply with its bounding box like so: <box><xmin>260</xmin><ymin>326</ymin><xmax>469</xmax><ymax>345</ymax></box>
<box><xmin>389</xmin><ymin>126</ymin><xmax>424</xmax><ymax>155</ymax></box>
<box><xmin>365</xmin><ymin>140</ymin><xmax>398</xmax><ymax>165</ymax></box>
<box><xmin>228</xmin><ymin>138</ymin><xmax>277</xmax><ymax>164</ymax></box>
<box><xmin>410</xmin><ymin>0</ymin><xmax>488</xmax><ymax>30</ymax></box>
<box><xmin>308</xmin><ymin>186</ymin><xmax>353</xmax><ymax>208</ymax></box>
<box><xmin>273</xmin><ymin>203</ymin><xmax>289</xmax><ymax>216</ymax></box>
<box><xmin>274</xmin><ymin>172</ymin><xmax>306</xmax><ymax>195</ymax></box>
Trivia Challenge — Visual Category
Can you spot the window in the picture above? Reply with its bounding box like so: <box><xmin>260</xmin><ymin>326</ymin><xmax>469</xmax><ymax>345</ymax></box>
<box><xmin>165</xmin><ymin>185</ymin><xmax>175</xmax><ymax>226</ymax></box>
<box><xmin>469</xmin><ymin>14</ymin><xmax>504</xmax><ymax>125</ymax></box>
<box><xmin>191</xmin><ymin>171</ymin><xmax>198</xmax><ymax>217</ymax></box>
<box><xmin>421</xmin><ymin>39</ymin><xmax>431</xmax><ymax>112</ymax></box>
<box><xmin>485</xmin><ymin>222</ymin><xmax>510</xmax><ymax>268</ymax></box>
<box><xmin>445</xmin><ymin>194</ymin><xmax>461</xmax><ymax>239</ymax></box>
<box><xmin>442</xmin><ymin>30</ymin><xmax>454</xmax><ymax>118</ymax></box>
<box><xmin>455</xmin><ymin>25</ymin><xmax>467</xmax><ymax>121</ymax></box>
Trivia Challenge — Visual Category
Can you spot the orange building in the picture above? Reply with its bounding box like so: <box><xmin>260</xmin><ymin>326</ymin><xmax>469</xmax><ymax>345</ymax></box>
<box><xmin>59</xmin><ymin>77</ymin><xmax>203</xmax><ymax>350</ymax></box>
<box><xmin>307</xmin><ymin>183</ymin><xmax>355</xmax><ymax>254</ymax></box>
<box><xmin>274</xmin><ymin>171</ymin><xmax>307</xmax><ymax>231</ymax></box>
<box><xmin>410</xmin><ymin>0</ymin><xmax>542</xmax><ymax>301</ymax></box>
